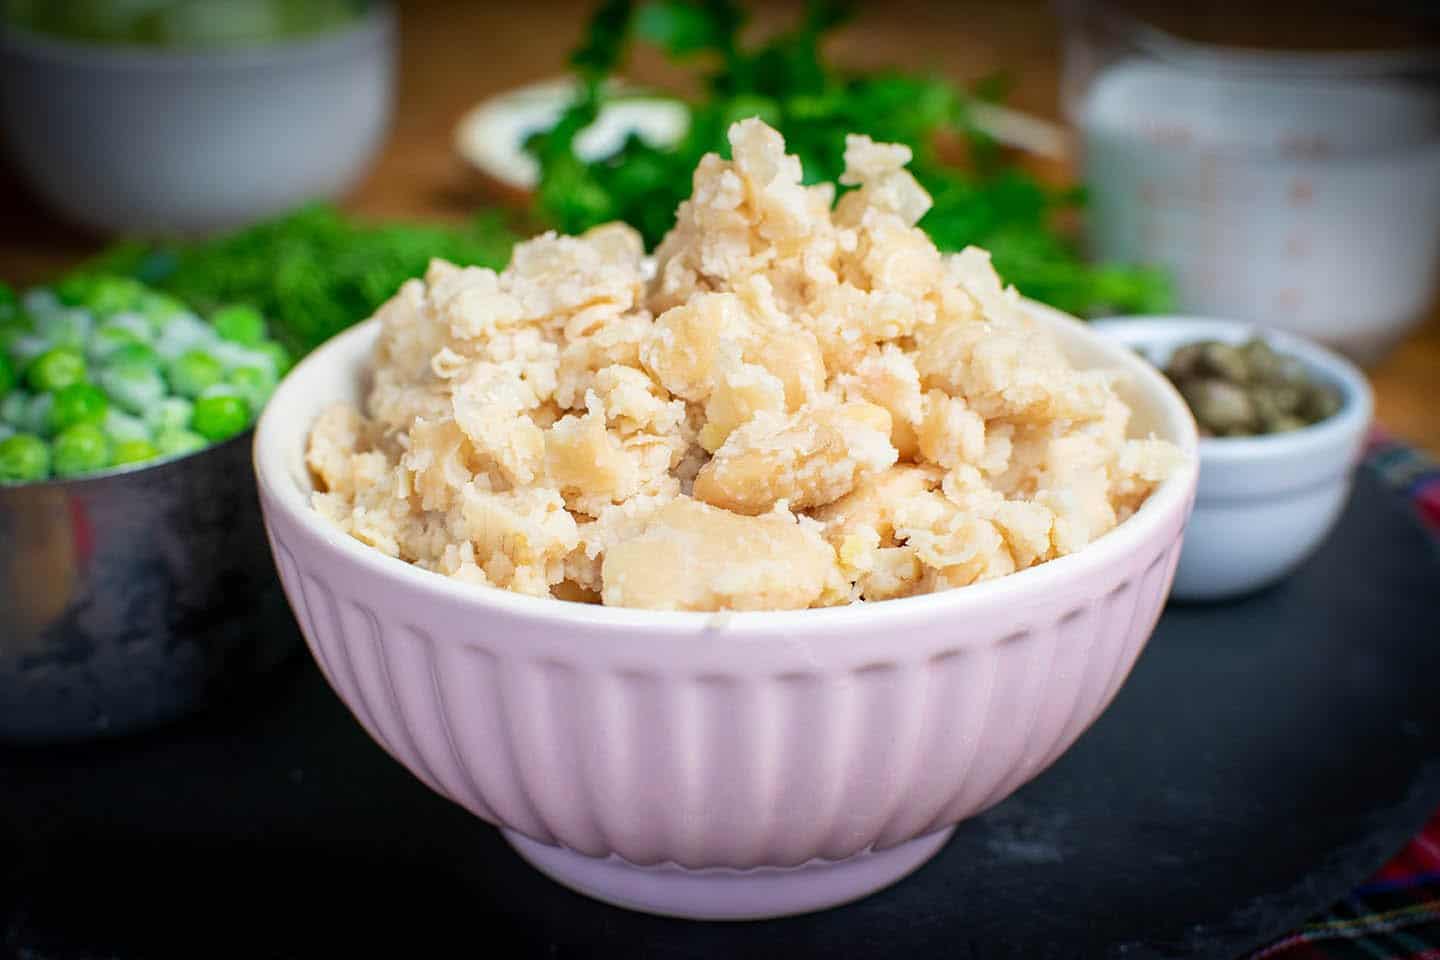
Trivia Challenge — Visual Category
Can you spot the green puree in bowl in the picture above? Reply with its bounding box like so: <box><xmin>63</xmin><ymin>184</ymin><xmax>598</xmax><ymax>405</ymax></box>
<box><xmin>0</xmin><ymin>0</ymin><xmax>370</xmax><ymax>48</ymax></box>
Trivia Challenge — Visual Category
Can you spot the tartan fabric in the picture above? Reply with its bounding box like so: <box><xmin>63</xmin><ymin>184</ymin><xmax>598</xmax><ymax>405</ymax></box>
<box><xmin>1246</xmin><ymin>432</ymin><xmax>1440</xmax><ymax>959</ymax></box>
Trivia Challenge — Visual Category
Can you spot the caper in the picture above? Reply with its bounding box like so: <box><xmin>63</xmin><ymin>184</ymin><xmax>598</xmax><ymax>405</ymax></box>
<box><xmin>1255</xmin><ymin>393</ymin><xmax>1306</xmax><ymax>433</ymax></box>
<box><xmin>1197</xmin><ymin>342</ymin><xmax>1250</xmax><ymax>383</ymax></box>
<box><xmin>1165</xmin><ymin>343</ymin><xmax>1207</xmax><ymax>380</ymax></box>
<box><xmin>1274</xmin><ymin>384</ymin><xmax>1304</xmax><ymax>414</ymax></box>
<box><xmin>1252</xmin><ymin>389</ymin><xmax>1285</xmax><ymax>430</ymax></box>
<box><xmin>1162</xmin><ymin>336</ymin><xmax>1342</xmax><ymax>437</ymax></box>
<box><xmin>1301</xmin><ymin>383</ymin><xmax>1343</xmax><ymax>422</ymax></box>
<box><xmin>1273</xmin><ymin>354</ymin><xmax>1309</xmax><ymax>387</ymax></box>
<box><xmin>1252</xmin><ymin>384</ymin><xmax>1304</xmax><ymax>423</ymax></box>
<box><xmin>1181</xmin><ymin>378</ymin><xmax>1255</xmax><ymax>433</ymax></box>
<box><xmin>1269</xmin><ymin>415</ymin><xmax>1309</xmax><ymax>434</ymax></box>
<box><xmin>1241</xmin><ymin>338</ymin><xmax>1284</xmax><ymax>384</ymax></box>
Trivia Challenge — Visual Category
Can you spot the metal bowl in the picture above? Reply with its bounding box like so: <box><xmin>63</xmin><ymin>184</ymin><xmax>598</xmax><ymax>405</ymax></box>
<box><xmin>0</xmin><ymin>431</ymin><xmax>297</xmax><ymax>743</ymax></box>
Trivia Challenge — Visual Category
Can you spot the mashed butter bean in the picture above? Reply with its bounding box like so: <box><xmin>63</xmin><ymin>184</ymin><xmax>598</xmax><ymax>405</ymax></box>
<box><xmin>307</xmin><ymin>118</ymin><xmax>1181</xmax><ymax>611</ymax></box>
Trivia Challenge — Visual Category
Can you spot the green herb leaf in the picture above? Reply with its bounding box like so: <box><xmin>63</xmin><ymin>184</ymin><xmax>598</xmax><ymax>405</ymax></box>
<box><xmin>527</xmin><ymin>0</ymin><xmax>1170</xmax><ymax>318</ymax></box>
<box><xmin>570</xmin><ymin>0</ymin><xmax>635</xmax><ymax>77</ymax></box>
<box><xmin>634</xmin><ymin>0</ymin><xmax>737</xmax><ymax>56</ymax></box>
<box><xmin>81</xmin><ymin>205</ymin><xmax>519</xmax><ymax>354</ymax></box>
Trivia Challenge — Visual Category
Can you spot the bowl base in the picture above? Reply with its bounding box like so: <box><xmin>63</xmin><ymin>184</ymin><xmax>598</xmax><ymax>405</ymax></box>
<box><xmin>501</xmin><ymin>826</ymin><xmax>955</xmax><ymax>920</ymax></box>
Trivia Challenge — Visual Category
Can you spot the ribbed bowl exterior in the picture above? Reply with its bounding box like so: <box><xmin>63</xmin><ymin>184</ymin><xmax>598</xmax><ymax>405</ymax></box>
<box><xmin>262</xmin><ymin>499</ymin><xmax>1184</xmax><ymax>869</ymax></box>
<box><xmin>254</xmin><ymin>308</ymin><xmax>1197</xmax><ymax>871</ymax></box>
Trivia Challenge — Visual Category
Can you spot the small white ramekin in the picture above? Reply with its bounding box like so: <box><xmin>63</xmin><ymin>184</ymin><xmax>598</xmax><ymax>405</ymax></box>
<box><xmin>1094</xmin><ymin>317</ymin><xmax>1373</xmax><ymax>603</ymax></box>
<box><xmin>253</xmin><ymin>302</ymin><xmax>1198</xmax><ymax>920</ymax></box>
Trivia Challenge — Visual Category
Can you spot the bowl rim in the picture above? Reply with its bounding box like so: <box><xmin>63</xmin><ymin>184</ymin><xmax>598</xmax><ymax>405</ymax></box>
<box><xmin>253</xmin><ymin>301</ymin><xmax>1199</xmax><ymax>633</ymax></box>
<box><xmin>1090</xmin><ymin>316</ymin><xmax>1375</xmax><ymax>465</ymax></box>
<box><xmin>0</xmin><ymin>1</ymin><xmax>394</xmax><ymax>72</ymax></box>
<box><xmin>0</xmin><ymin>425</ymin><xmax>255</xmax><ymax>497</ymax></box>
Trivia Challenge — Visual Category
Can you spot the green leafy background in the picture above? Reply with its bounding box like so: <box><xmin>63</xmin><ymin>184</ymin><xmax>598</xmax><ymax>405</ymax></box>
<box><xmin>75</xmin><ymin>0</ymin><xmax>1169</xmax><ymax>354</ymax></box>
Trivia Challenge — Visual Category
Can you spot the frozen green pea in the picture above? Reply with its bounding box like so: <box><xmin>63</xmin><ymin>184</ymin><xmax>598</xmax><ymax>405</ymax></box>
<box><xmin>2</xmin><ymin>393</ymin><xmax>54</xmax><ymax>437</ymax></box>
<box><xmin>139</xmin><ymin>291</ymin><xmax>189</xmax><ymax>327</ymax></box>
<box><xmin>144</xmin><ymin>396</ymin><xmax>194</xmax><ymax>434</ymax></box>
<box><xmin>153</xmin><ymin>314</ymin><xmax>216</xmax><ymax>360</ymax></box>
<box><xmin>9</xmin><ymin>335</ymin><xmax>52</xmax><ymax>373</ymax></box>
<box><xmin>100</xmin><ymin>363</ymin><xmax>167</xmax><ymax>415</ymax></box>
<box><xmin>103</xmin><ymin>408</ymin><xmax>151</xmax><ymax>444</ymax></box>
<box><xmin>254</xmin><ymin>340</ymin><xmax>292</xmax><ymax>378</ymax></box>
<box><xmin>48</xmin><ymin>383</ymin><xmax>108</xmax><ymax>433</ymax></box>
<box><xmin>51</xmin><ymin>423</ymin><xmax>110</xmax><ymax>478</ymax></box>
<box><xmin>0</xmin><ymin>391</ymin><xmax>28</xmax><ymax>427</ymax></box>
<box><xmin>228</xmin><ymin>365</ymin><xmax>275</xmax><ymax>412</ymax></box>
<box><xmin>111</xmin><ymin>439</ymin><xmax>159</xmax><ymax>467</ymax></box>
<box><xmin>191</xmin><ymin>391</ymin><xmax>250</xmax><ymax>442</ymax></box>
<box><xmin>106</xmin><ymin>342</ymin><xmax>162</xmax><ymax>371</ymax></box>
<box><xmin>211</xmin><ymin>341</ymin><xmax>269</xmax><ymax>373</ymax></box>
<box><xmin>26</xmin><ymin>393</ymin><xmax>55</xmax><ymax>437</ymax></box>
<box><xmin>154</xmin><ymin>428</ymin><xmax>207</xmax><ymax>459</ymax></box>
<box><xmin>35</xmin><ymin>308</ymin><xmax>93</xmax><ymax>350</ymax></box>
<box><xmin>199</xmin><ymin>382</ymin><xmax>243</xmax><ymax>400</ymax></box>
<box><xmin>211</xmin><ymin>305</ymin><xmax>266</xmax><ymax>346</ymax></box>
<box><xmin>0</xmin><ymin>433</ymin><xmax>50</xmax><ymax>484</ymax></box>
<box><xmin>21</xmin><ymin>288</ymin><xmax>61</xmax><ymax>317</ymax></box>
<box><xmin>79</xmin><ymin>276</ymin><xmax>145</xmax><ymax>317</ymax></box>
<box><xmin>0</xmin><ymin>354</ymin><xmax>13</xmax><ymax>397</ymax></box>
<box><xmin>27</xmin><ymin>347</ymin><xmax>87</xmax><ymax>393</ymax></box>
<box><xmin>168</xmin><ymin>350</ymin><xmax>224</xmax><ymax>398</ymax></box>
<box><xmin>101</xmin><ymin>311</ymin><xmax>153</xmax><ymax>342</ymax></box>
<box><xmin>88</xmin><ymin>323</ymin><xmax>143</xmax><ymax>364</ymax></box>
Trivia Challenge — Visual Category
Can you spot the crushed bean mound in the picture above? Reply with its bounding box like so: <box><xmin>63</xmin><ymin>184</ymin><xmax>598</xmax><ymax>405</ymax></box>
<box><xmin>307</xmin><ymin>119</ymin><xmax>1182</xmax><ymax>611</ymax></box>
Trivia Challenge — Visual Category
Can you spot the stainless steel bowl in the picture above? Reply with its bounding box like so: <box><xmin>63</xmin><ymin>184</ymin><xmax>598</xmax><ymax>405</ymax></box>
<box><xmin>0</xmin><ymin>430</ymin><xmax>296</xmax><ymax>742</ymax></box>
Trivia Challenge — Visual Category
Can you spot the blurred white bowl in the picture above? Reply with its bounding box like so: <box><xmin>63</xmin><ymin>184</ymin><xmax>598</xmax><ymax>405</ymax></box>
<box><xmin>0</xmin><ymin>3</ymin><xmax>395</xmax><ymax>236</ymax></box>
<box><xmin>1095</xmin><ymin>317</ymin><xmax>1373</xmax><ymax>602</ymax></box>
<box><xmin>1063</xmin><ymin>3</ymin><xmax>1440</xmax><ymax>363</ymax></box>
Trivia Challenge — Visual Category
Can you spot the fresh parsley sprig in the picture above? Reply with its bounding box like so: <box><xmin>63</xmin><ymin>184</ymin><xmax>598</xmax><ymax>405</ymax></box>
<box><xmin>84</xmin><ymin>205</ymin><xmax>519</xmax><ymax>353</ymax></box>
<box><xmin>527</xmin><ymin>0</ymin><xmax>1171</xmax><ymax>316</ymax></box>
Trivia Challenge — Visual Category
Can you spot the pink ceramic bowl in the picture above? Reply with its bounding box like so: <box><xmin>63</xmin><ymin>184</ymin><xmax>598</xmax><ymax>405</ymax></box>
<box><xmin>253</xmin><ymin>302</ymin><xmax>1199</xmax><ymax>920</ymax></box>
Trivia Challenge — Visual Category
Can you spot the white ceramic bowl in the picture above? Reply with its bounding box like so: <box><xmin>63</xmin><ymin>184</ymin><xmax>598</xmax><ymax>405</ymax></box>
<box><xmin>253</xmin><ymin>303</ymin><xmax>1198</xmax><ymax>920</ymax></box>
<box><xmin>0</xmin><ymin>4</ymin><xmax>395</xmax><ymax>235</ymax></box>
<box><xmin>1094</xmin><ymin>317</ymin><xmax>1373</xmax><ymax>603</ymax></box>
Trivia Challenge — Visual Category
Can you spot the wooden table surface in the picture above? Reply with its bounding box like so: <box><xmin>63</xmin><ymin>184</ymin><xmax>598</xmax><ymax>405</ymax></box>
<box><xmin>1</xmin><ymin>0</ymin><xmax>1435</xmax><ymax>450</ymax></box>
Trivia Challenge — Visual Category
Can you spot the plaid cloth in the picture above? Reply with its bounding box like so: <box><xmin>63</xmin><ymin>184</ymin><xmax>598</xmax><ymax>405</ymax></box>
<box><xmin>1247</xmin><ymin>432</ymin><xmax>1440</xmax><ymax>960</ymax></box>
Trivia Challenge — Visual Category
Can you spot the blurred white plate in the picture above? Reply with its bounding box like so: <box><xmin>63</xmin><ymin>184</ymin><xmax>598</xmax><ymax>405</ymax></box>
<box><xmin>454</xmin><ymin>77</ymin><xmax>690</xmax><ymax>191</ymax></box>
<box><xmin>454</xmin><ymin>76</ymin><xmax>1066</xmax><ymax>192</ymax></box>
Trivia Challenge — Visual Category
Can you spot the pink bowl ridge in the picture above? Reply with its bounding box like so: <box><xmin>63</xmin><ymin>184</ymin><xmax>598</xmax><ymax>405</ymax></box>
<box><xmin>253</xmin><ymin>302</ymin><xmax>1199</xmax><ymax>919</ymax></box>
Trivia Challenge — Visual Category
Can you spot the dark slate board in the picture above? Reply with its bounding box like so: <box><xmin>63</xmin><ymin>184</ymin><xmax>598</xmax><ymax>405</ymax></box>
<box><xmin>3</xmin><ymin>467</ymin><xmax>1439</xmax><ymax>960</ymax></box>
